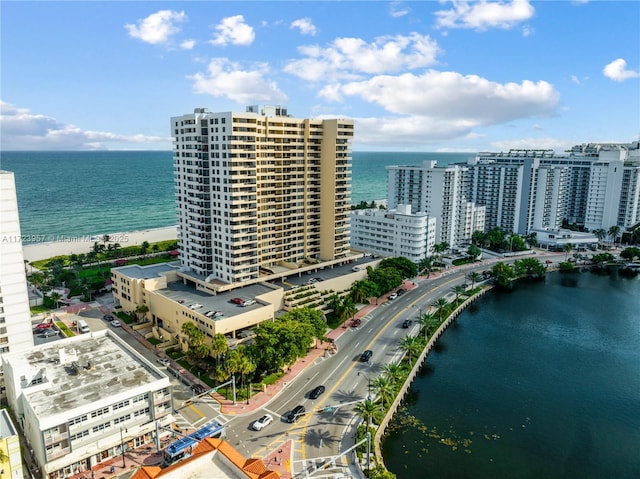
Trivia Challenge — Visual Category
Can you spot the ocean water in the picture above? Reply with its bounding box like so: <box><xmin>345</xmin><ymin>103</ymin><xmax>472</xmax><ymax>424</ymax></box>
<box><xmin>383</xmin><ymin>271</ymin><xmax>640</xmax><ymax>479</ymax></box>
<box><xmin>0</xmin><ymin>150</ymin><xmax>470</xmax><ymax>241</ymax></box>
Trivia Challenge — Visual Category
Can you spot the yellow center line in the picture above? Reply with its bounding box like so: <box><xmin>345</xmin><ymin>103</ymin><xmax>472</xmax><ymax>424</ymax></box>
<box><xmin>299</xmin><ymin>276</ymin><xmax>461</xmax><ymax>461</ymax></box>
<box><xmin>188</xmin><ymin>403</ymin><xmax>205</xmax><ymax>418</ymax></box>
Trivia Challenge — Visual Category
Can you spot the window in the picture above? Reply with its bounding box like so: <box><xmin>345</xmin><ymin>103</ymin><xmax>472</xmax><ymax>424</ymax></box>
<box><xmin>92</xmin><ymin>422</ymin><xmax>111</xmax><ymax>433</ymax></box>
<box><xmin>91</xmin><ymin>407</ymin><xmax>109</xmax><ymax>419</ymax></box>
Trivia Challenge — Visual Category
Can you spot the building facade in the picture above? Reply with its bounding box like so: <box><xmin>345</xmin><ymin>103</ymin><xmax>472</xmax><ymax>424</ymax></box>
<box><xmin>0</xmin><ymin>409</ymin><xmax>24</xmax><ymax>479</ymax></box>
<box><xmin>2</xmin><ymin>331</ymin><xmax>174</xmax><ymax>479</ymax></box>
<box><xmin>0</xmin><ymin>171</ymin><xmax>35</xmax><ymax>398</ymax></box>
<box><xmin>350</xmin><ymin>205</ymin><xmax>437</xmax><ymax>262</ymax></box>
<box><xmin>171</xmin><ymin>106</ymin><xmax>354</xmax><ymax>285</ymax></box>
<box><xmin>387</xmin><ymin>161</ymin><xmax>484</xmax><ymax>246</ymax></box>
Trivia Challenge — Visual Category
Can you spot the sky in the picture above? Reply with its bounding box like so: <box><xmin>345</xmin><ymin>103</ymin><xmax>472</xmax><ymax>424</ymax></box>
<box><xmin>1</xmin><ymin>0</ymin><xmax>638</xmax><ymax>153</ymax></box>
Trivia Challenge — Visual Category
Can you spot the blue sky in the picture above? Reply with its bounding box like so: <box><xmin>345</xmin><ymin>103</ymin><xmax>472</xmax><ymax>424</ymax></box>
<box><xmin>1</xmin><ymin>1</ymin><xmax>638</xmax><ymax>152</ymax></box>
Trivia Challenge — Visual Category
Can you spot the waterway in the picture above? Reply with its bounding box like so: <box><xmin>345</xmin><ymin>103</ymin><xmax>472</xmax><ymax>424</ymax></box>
<box><xmin>382</xmin><ymin>269</ymin><xmax>640</xmax><ymax>479</ymax></box>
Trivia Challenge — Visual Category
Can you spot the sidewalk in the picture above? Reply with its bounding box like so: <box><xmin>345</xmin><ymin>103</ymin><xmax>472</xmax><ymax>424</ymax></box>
<box><xmin>212</xmin><ymin>279</ymin><xmax>418</xmax><ymax>416</ymax></box>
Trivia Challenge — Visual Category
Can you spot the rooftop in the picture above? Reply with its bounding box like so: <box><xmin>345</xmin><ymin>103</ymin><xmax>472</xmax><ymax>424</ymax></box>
<box><xmin>7</xmin><ymin>330</ymin><xmax>166</xmax><ymax>419</ymax></box>
<box><xmin>115</xmin><ymin>262</ymin><xmax>180</xmax><ymax>280</ymax></box>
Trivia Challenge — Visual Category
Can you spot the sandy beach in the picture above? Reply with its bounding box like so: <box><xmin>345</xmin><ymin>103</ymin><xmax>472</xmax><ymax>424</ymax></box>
<box><xmin>22</xmin><ymin>225</ymin><xmax>178</xmax><ymax>263</ymax></box>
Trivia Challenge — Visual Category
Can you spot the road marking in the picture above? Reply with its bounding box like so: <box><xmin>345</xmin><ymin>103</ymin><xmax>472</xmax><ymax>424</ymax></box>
<box><xmin>189</xmin><ymin>404</ymin><xmax>205</xmax><ymax>418</ymax></box>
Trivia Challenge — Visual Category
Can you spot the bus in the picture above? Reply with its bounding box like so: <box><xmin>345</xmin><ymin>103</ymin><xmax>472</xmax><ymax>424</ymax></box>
<box><xmin>162</xmin><ymin>421</ymin><xmax>225</xmax><ymax>466</ymax></box>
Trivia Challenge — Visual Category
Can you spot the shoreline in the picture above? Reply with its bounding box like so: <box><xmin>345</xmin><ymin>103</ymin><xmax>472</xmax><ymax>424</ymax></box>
<box><xmin>22</xmin><ymin>225</ymin><xmax>178</xmax><ymax>263</ymax></box>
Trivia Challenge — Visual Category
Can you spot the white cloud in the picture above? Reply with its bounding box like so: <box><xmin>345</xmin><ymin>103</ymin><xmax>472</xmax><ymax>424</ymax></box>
<box><xmin>490</xmin><ymin>137</ymin><xmax>574</xmax><ymax>152</ymax></box>
<box><xmin>603</xmin><ymin>58</ymin><xmax>640</xmax><ymax>82</ymax></box>
<box><xmin>189</xmin><ymin>58</ymin><xmax>288</xmax><ymax>104</ymax></box>
<box><xmin>0</xmin><ymin>101</ymin><xmax>169</xmax><ymax>150</ymax></box>
<box><xmin>435</xmin><ymin>0</ymin><xmax>535</xmax><ymax>31</ymax></box>
<box><xmin>125</xmin><ymin>10</ymin><xmax>186</xmax><ymax>44</ymax></box>
<box><xmin>390</xmin><ymin>1</ymin><xmax>410</xmax><ymax>18</ymax></box>
<box><xmin>290</xmin><ymin>17</ymin><xmax>317</xmax><ymax>36</ymax></box>
<box><xmin>334</xmin><ymin>70</ymin><xmax>559</xmax><ymax>125</ymax></box>
<box><xmin>209</xmin><ymin>15</ymin><xmax>255</xmax><ymax>46</ymax></box>
<box><xmin>521</xmin><ymin>25</ymin><xmax>534</xmax><ymax>36</ymax></box>
<box><xmin>352</xmin><ymin>115</ymin><xmax>476</xmax><ymax>147</ymax></box>
<box><xmin>284</xmin><ymin>33</ymin><xmax>441</xmax><ymax>82</ymax></box>
<box><xmin>180</xmin><ymin>39</ymin><xmax>196</xmax><ymax>50</ymax></box>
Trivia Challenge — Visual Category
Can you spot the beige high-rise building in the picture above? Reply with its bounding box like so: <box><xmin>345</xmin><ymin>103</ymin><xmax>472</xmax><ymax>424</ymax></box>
<box><xmin>171</xmin><ymin>106</ymin><xmax>354</xmax><ymax>285</ymax></box>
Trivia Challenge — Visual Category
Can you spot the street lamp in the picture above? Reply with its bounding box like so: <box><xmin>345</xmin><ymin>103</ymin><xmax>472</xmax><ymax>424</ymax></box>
<box><xmin>358</xmin><ymin>372</ymin><xmax>372</xmax><ymax>474</ymax></box>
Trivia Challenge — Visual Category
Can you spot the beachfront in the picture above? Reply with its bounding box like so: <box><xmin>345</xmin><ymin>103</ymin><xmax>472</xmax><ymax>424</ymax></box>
<box><xmin>22</xmin><ymin>225</ymin><xmax>178</xmax><ymax>263</ymax></box>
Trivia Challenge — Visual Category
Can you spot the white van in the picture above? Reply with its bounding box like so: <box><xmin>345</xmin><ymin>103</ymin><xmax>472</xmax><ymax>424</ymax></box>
<box><xmin>78</xmin><ymin>319</ymin><xmax>90</xmax><ymax>334</ymax></box>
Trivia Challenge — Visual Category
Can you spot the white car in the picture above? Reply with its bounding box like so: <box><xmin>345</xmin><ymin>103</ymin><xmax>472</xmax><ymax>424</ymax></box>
<box><xmin>388</xmin><ymin>293</ymin><xmax>398</xmax><ymax>300</ymax></box>
<box><xmin>156</xmin><ymin>357</ymin><xmax>170</xmax><ymax>367</ymax></box>
<box><xmin>252</xmin><ymin>414</ymin><xmax>273</xmax><ymax>431</ymax></box>
<box><xmin>110</xmin><ymin>319</ymin><xmax>121</xmax><ymax>327</ymax></box>
<box><xmin>241</xmin><ymin>299</ymin><xmax>256</xmax><ymax>307</ymax></box>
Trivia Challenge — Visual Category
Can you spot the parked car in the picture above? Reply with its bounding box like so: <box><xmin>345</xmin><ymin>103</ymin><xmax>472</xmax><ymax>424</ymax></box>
<box><xmin>156</xmin><ymin>357</ymin><xmax>170</xmax><ymax>367</ymax></box>
<box><xmin>230</xmin><ymin>297</ymin><xmax>244</xmax><ymax>305</ymax></box>
<box><xmin>286</xmin><ymin>405</ymin><xmax>306</xmax><ymax>423</ymax></box>
<box><xmin>110</xmin><ymin>319</ymin><xmax>121</xmax><ymax>327</ymax></box>
<box><xmin>309</xmin><ymin>385</ymin><xmax>326</xmax><ymax>399</ymax></box>
<box><xmin>397</xmin><ymin>289</ymin><xmax>405</xmax><ymax>296</ymax></box>
<box><xmin>103</xmin><ymin>314</ymin><xmax>115</xmax><ymax>321</ymax></box>
<box><xmin>402</xmin><ymin>319</ymin><xmax>412</xmax><ymax>329</ymax></box>
<box><xmin>388</xmin><ymin>293</ymin><xmax>398</xmax><ymax>300</ymax></box>
<box><xmin>34</xmin><ymin>323</ymin><xmax>53</xmax><ymax>331</ymax></box>
<box><xmin>360</xmin><ymin>350</ymin><xmax>373</xmax><ymax>362</ymax></box>
<box><xmin>41</xmin><ymin>329</ymin><xmax>60</xmax><ymax>338</ymax></box>
<box><xmin>241</xmin><ymin>299</ymin><xmax>256</xmax><ymax>307</ymax></box>
<box><xmin>351</xmin><ymin>318</ymin><xmax>362</xmax><ymax>327</ymax></box>
<box><xmin>251</xmin><ymin>414</ymin><xmax>273</xmax><ymax>431</ymax></box>
<box><xmin>352</xmin><ymin>266</ymin><xmax>361</xmax><ymax>272</ymax></box>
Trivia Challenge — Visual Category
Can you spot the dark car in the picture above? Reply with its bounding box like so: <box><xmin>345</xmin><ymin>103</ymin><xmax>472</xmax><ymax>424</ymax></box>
<box><xmin>351</xmin><ymin>318</ymin><xmax>362</xmax><ymax>327</ymax></box>
<box><xmin>41</xmin><ymin>329</ymin><xmax>60</xmax><ymax>338</ymax></box>
<box><xmin>103</xmin><ymin>314</ymin><xmax>115</xmax><ymax>321</ymax></box>
<box><xmin>309</xmin><ymin>385</ymin><xmax>325</xmax><ymax>399</ymax></box>
<box><xmin>230</xmin><ymin>297</ymin><xmax>244</xmax><ymax>305</ymax></box>
<box><xmin>360</xmin><ymin>350</ymin><xmax>373</xmax><ymax>362</ymax></box>
<box><xmin>286</xmin><ymin>405</ymin><xmax>306</xmax><ymax>423</ymax></box>
<box><xmin>397</xmin><ymin>289</ymin><xmax>405</xmax><ymax>296</ymax></box>
<box><xmin>402</xmin><ymin>319</ymin><xmax>412</xmax><ymax>329</ymax></box>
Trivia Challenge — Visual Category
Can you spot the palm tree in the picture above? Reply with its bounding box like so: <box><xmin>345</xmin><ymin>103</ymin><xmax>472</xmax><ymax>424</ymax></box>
<box><xmin>210</xmin><ymin>333</ymin><xmax>228</xmax><ymax>369</ymax></box>
<box><xmin>140</xmin><ymin>241</ymin><xmax>150</xmax><ymax>262</ymax></box>
<box><xmin>564</xmin><ymin>242</ymin><xmax>573</xmax><ymax>261</ymax></box>
<box><xmin>340</xmin><ymin>297</ymin><xmax>357</xmax><ymax>325</ymax></box>
<box><xmin>382</xmin><ymin>362</ymin><xmax>403</xmax><ymax>385</ymax></box>
<box><xmin>49</xmin><ymin>291</ymin><xmax>61</xmax><ymax>309</ymax></box>
<box><xmin>135</xmin><ymin>304</ymin><xmax>149</xmax><ymax>322</ymax></box>
<box><xmin>371</xmin><ymin>376</ymin><xmax>393</xmax><ymax>408</ymax></box>
<box><xmin>417</xmin><ymin>312</ymin><xmax>438</xmax><ymax>339</ymax></box>
<box><xmin>593</xmin><ymin>228</ymin><xmax>607</xmax><ymax>246</ymax></box>
<box><xmin>354</xmin><ymin>398</ymin><xmax>380</xmax><ymax>426</ymax></box>
<box><xmin>399</xmin><ymin>335</ymin><xmax>421</xmax><ymax>364</ymax></box>
<box><xmin>431</xmin><ymin>297</ymin><xmax>449</xmax><ymax>322</ymax></box>
<box><xmin>608</xmin><ymin>225</ymin><xmax>621</xmax><ymax>247</ymax></box>
<box><xmin>451</xmin><ymin>285</ymin><xmax>466</xmax><ymax>303</ymax></box>
<box><xmin>418</xmin><ymin>256</ymin><xmax>432</xmax><ymax>277</ymax></box>
<box><xmin>467</xmin><ymin>271</ymin><xmax>482</xmax><ymax>289</ymax></box>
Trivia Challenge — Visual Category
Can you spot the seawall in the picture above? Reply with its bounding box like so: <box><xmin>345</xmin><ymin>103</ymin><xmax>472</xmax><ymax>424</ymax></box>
<box><xmin>373</xmin><ymin>286</ymin><xmax>491</xmax><ymax>467</ymax></box>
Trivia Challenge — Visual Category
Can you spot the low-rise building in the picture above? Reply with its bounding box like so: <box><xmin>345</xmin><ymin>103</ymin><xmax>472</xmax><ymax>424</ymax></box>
<box><xmin>132</xmin><ymin>437</ymin><xmax>279</xmax><ymax>479</ymax></box>
<box><xmin>0</xmin><ymin>408</ymin><xmax>24</xmax><ymax>479</ymax></box>
<box><xmin>530</xmin><ymin>228</ymin><xmax>599</xmax><ymax>251</ymax></box>
<box><xmin>2</xmin><ymin>330</ymin><xmax>174</xmax><ymax>479</ymax></box>
<box><xmin>350</xmin><ymin>205</ymin><xmax>437</xmax><ymax>263</ymax></box>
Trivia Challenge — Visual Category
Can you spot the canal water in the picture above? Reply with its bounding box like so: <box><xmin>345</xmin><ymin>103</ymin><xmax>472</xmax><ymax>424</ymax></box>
<box><xmin>382</xmin><ymin>269</ymin><xmax>640</xmax><ymax>479</ymax></box>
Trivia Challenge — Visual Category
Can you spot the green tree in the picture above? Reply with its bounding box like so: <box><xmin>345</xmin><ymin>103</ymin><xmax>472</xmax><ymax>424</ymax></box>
<box><xmin>451</xmin><ymin>285</ymin><xmax>466</xmax><ymax>303</ymax></box>
<box><xmin>181</xmin><ymin>321</ymin><xmax>209</xmax><ymax>359</ymax></box>
<box><xmin>471</xmin><ymin>230</ymin><xmax>487</xmax><ymax>247</ymax></box>
<box><xmin>49</xmin><ymin>291</ymin><xmax>62</xmax><ymax>309</ymax></box>
<box><xmin>371</xmin><ymin>376</ymin><xmax>394</xmax><ymax>408</ymax></box>
<box><xmin>467</xmin><ymin>271</ymin><xmax>482</xmax><ymax>289</ymax></box>
<box><xmin>367</xmin><ymin>266</ymin><xmax>403</xmax><ymax>294</ymax></box>
<box><xmin>210</xmin><ymin>333</ymin><xmax>228</xmax><ymax>369</ymax></box>
<box><xmin>354</xmin><ymin>398</ymin><xmax>380</xmax><ymax>426</ymax></box>
<box><xmin>135</xmin><ymin>304</ymin><xmax>149</xmax><ymax>323</ymax></box>
<box><xmin>564</xmin><ymin>242</ymin><xmax>573</xmax><ymax>261</ymax></box>
<box><xmin>382</xmin><ymin>362</ymin><xmax>403</xmax><ymax>385</ymax></box>
<box><xmin>431</xmin><ymin>297</ymin><xmax>449</xmax><ymax>322</ymax></box>
<box><xmin>417</xmin><ymin>312</ymin><xmax>438</xmax><ymax>339</ymax></box>
<box><xmin>140</xmin><ymin>241</ymin><xmax>150</xmax><ymax>262</ymax></box>
<box><xmin>491</xmin><ymin>262</ymin><xmax>516</xmax><ymax>287</ymax></box>
<box><xmin>620</xmin><ymin>247</ymin><xmax>640</xmax><ymax>261</ymax></box>
<box><xmin>608</xmin><ymin>225</ymin><xmax>621</xmax><ymax>246</ymax></box>
<box><xmin>399</xmin><ymin>335</ymin><xmax>422</xmax><ymax>364</ymax></box>
<box><xmin>592</xmin><ymin>228</ymin><xmax>607</xmax><ymax>245</ymax></box>
<box><xmin>378</xmin><ymin>257</ymin><xmax>417</xmax><ymax>279</ymax></box>
<box><xmin>418</xmin><ymin>256</ymin><xmax>432</xmax><ymax>277</ymax></box>
<box><xmin>467</xmin><ymin>244</ymin><xmax>481</xmax><ymax>259</ymax></box>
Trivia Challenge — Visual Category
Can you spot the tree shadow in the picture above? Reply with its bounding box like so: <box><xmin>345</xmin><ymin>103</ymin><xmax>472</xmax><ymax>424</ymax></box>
<box><xmin>304</xmin><ymin>427</ymin><xmax>339</xmax><ymax>449</ymax></box>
